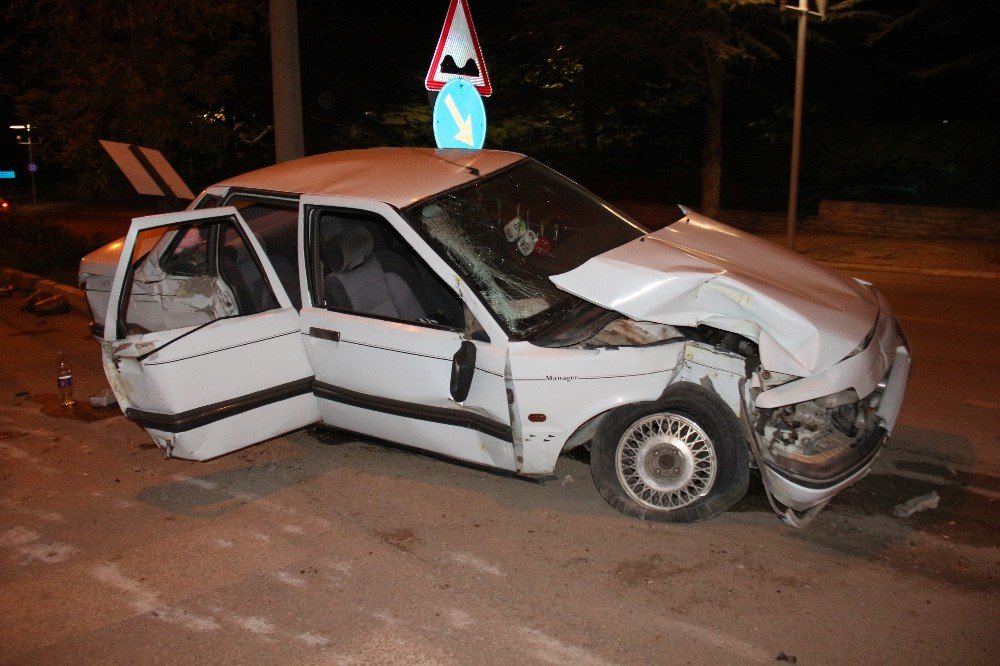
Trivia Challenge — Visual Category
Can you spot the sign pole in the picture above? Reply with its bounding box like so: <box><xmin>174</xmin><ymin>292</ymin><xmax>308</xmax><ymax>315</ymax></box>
<box><xmin>270</xmin><ymin>0</ymin><xmax>305</xmax><ymax>163</ymax></box>
<box><xmin>786</xmin><ymin>0</ymin><xmax>808</xmax><ymax>250</ymax></box>
<box><xmin>783</xmin><ymin>0</ymin><xmax>827</xmax><ymax>250</ymax></box>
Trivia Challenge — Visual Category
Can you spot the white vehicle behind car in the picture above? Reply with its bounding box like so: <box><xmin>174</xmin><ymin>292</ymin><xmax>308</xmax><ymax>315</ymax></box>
<box><xmin>79</xmin><ymin>148</ymin><xmax>910</xmax><ymax>525</ymax></box>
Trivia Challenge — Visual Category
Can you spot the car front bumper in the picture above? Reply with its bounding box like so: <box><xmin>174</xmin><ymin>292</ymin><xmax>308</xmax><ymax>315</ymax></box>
<box><xmin>760</xmin><ymin>342</ymin><xmax>911</xmax><ymax>512</ymax></box>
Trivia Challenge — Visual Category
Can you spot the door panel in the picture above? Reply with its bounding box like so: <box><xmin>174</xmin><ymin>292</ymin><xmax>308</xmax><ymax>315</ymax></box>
<box><xmin>297</xmin><ymin>196</ymin><xmax>514</xmax><ymax>470</ymax></box>
<box><xmin>307</xmin><ymin>313</ymin><xmax>458</xmax><ymax>408</ymax></box>
<box><xmin>302</xmin><ymin>307</ymin><xmax>515</xmax><ymax>470</ymax></box>
<box><xmin>103</xmin><ymin>208</ymin><xmax>319</xmax><ymax>460</ymax></box>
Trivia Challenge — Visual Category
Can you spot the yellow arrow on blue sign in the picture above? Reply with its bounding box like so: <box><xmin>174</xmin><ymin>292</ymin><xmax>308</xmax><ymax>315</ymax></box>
<box><xmin>432</xmin><ymin>79</ymin><xmax>486</xmax><ymax>150</ymax></box>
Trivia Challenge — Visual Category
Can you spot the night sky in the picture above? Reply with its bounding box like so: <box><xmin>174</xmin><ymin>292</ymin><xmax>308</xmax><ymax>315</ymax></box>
<box><xmin>1</xmin><ymin>0</ymin><xmax>997</xmax><ymax>209</ymax></box>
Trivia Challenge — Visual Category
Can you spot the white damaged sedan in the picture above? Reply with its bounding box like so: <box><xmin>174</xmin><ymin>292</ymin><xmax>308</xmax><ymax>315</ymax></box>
<box><xmin>79</xmin><ymin>148</ymin><xmax>910</xmax><ymax>525</ymax></box>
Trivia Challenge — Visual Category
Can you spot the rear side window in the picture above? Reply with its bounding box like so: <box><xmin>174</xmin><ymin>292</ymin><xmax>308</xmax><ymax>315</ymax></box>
<box><xmin>160</xmin><ymin>226</ymin><xmax>211</xmax><ymax>276</ymax></box>
<box><xmin>228</xmin><ymin>198</ymin><xmax>301</xmax><ymax>309</ymax></box>
<box><xmin>119</xmin><ymin>216</ymin><xmax>277</xmax><ymax>336</ymax></box>
<box><xmin>191</xmin><ymin>193</ymin><xmax>302</xmax><ymax>309</ymax></box>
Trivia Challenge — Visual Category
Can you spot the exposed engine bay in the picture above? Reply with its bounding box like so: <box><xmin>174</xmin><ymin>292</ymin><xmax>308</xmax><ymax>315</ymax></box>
<box><xmin>574</xmin><ymin>318</ymin><xmax>896</xmax><ymax>525</ymax></box>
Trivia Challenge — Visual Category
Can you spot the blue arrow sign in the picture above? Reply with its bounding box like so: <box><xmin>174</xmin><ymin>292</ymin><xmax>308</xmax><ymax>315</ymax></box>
<box><xmin>432</xmin><ymin>79</ymin><xmax>486</xmax><ymax>150</ymax></box>
<box><xmin>0</xmin><ymin>171</ymin><xmax>15</xmax><ymax>179</ymax></box>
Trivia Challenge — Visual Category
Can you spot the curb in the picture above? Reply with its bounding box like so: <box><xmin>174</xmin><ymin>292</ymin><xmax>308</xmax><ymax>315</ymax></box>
<box><xmin>818</xmin><ymin>261</ymin><xmax>999</xmax><ymax>280</ymax></box>
<box><xmin>0</xmin><ymin>268</ymin><xmax>89</xmax><ymax>315</ymax></box>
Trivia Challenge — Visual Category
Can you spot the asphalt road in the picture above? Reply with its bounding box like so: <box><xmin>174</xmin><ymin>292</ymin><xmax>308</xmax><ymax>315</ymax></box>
<box><xmin>1</xmin><ymin>272</ymin><xmax>997</xmax><ymax>665</ymax></box>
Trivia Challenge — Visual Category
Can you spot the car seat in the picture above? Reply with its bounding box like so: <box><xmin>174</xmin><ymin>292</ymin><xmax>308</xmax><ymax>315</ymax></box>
<box><xmin>220</xmin><ymin>228</ymin><xmax>279</xmax><ymax>315</ymax></box>
<box><xmin>322</xmin><ymin>226</ymin><xmax>428</xmax><ymax>321</ymax></box>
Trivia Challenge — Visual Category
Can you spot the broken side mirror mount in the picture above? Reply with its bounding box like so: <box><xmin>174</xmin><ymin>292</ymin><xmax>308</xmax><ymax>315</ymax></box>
<box><xmin>450</xmin><ymin>339</ymin><xmax>477</xmax><ymax>403</ymax></box>
<box><xmin>463</xmin><ymin>302</ymin><xmax>490</xmax><ymax>343</ymax></box>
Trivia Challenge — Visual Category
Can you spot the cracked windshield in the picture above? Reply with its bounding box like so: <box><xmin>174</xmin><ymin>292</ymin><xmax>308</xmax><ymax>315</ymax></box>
<box><xmin>406</xmin><ymin>161</ymin><xmax>646</xmax><ymax>336</ymax></box>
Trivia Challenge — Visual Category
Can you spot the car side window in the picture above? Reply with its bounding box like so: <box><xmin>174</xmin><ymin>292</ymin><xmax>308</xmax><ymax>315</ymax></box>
<box><xmin>160</xmin><ymin>226</ymin><xmax>210</xmax><ymax>276</ymax></box>
<box><xmin>193</xmin><ymin>192</ymin><xmax>301</xmax><ymax>310</ymax></box>
<box><xmin>307</xmin><ymin>207</ymin><xmax>463</xmax><ymax>329</ymax></box>
<box><xmin>120</xmin><ymin>216</ymin><xmax>277</xmax><ymax>336</ymax></box>
<box><xmin>228</xmin><ymin>199</ymin><xmax>301</xmax><ymax>310</ymax></box>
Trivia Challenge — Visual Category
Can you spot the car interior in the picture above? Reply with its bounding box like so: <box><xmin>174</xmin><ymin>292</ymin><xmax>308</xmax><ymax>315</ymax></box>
<box><xmin>311</xmin><ymin>209</ymin><xmax>464</xmax><ymax>328</ymax></box>
<box><xmin>176</xmin><ymin>197</ymin><xmax>465</xmax><ymax>329</ymax></box>
<box><xmin>235</xmin><ymin>203</ymin><xmax>301</xmax><ymax>309</ymax></box>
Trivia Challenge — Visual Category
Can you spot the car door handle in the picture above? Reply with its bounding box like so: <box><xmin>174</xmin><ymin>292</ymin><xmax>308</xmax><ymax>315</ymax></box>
<box><xmin>308</xmin><ymin>327</ymin><xmax>340</xmax><ymax>342</ymax></box>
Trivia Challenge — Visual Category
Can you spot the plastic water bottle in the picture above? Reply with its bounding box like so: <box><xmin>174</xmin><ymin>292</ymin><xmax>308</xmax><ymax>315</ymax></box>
<box><xmin>57</xmin><ymin>351</ymin><xmax>74</xmax><ymax>407</ymax></box>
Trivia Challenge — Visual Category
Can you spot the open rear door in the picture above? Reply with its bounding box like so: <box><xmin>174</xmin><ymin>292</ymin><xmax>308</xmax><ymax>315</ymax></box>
<box><xmin>101</xmin><ymin>207</ymin><xmax>319</xmax><ymax>460</ymax></box>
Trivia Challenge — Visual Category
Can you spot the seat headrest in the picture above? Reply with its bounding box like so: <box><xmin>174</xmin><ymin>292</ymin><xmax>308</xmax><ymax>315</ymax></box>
<box><xmin>324</xmin><ymin>226</ymin><xmax>375</xmax><ymax>272</ymax></box>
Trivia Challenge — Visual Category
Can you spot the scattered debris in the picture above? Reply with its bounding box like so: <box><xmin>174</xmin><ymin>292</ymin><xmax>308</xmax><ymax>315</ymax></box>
<box><xmin>775</xmin><ymin>652</ymin><xmax>798</xmax><ymax>663</ymax></box>
<box><xmin>561</xmin><ymin>474</ymin><xmax>574</xmax><ymax>487</ymax></box>
<box><xmin>379</xmin><ymin>527</ymin><xmax>417</xmax><ymax>551</ymax></box>
<box><xmin>21</xmin><ymin>291</ymin><xmax>70</xmax><ymax>316</ymax></box>
<box><xmin>0</xmin><ymin>283</ymin><xmax>14</xmax><ymax>298</ymax></box>
<box><xmin>893</xmin><ymin>491</ymin><xmax>940</xmax><ymax>518</ymax></box>
<box><xmin>89</xmin><ymin>388</ymin><xmax>117</xmax><ymax>408</ymax></box>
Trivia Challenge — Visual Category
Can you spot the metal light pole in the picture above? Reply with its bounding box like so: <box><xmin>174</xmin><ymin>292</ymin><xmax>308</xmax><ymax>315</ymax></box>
<box><xmin>9</xmin><ymin>124</ymin><xmax>37</xmax><ymax>205</ymax></box>
<box><xmin>269</xmin><ymin>0</ymin><xmax>305</xmax><ymax>163</ymax></box>
<box><xmin>782</xmin><ymin>0</ymin><xmax>826</xmax><ymax>250</ymax></box>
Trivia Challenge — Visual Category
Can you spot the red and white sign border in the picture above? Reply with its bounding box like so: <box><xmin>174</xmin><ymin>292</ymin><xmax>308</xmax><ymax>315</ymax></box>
<box><xmin>425</xmin><ymin>0</ymin><xmax>492</xmax><ymax>97</ymax></box>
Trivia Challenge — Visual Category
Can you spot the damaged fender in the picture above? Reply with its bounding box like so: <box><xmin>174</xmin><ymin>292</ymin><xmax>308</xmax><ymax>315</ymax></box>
<box><xmin>551</xmin><ymin>210</ymin><xmax>911</xmax><ymax>522</ymax></box>
<box><xmin>551</xmin><ymin>210</ymin><xmax>879</xmax><ymax>378</ymax></box>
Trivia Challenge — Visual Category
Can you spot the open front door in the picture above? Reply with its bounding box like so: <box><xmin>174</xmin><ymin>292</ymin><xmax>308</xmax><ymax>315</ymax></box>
<box><xmin>297</xmin><ymin>196</ymin><xmax>515</xmax><ymax>471</ymax></box>
<box><xmin>102</xmin><ymin>207</ymin><xmax>319</xmax><ymax>460</ymax></box>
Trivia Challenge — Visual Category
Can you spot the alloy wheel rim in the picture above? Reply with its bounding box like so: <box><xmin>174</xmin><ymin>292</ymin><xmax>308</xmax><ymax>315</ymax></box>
<box><xmin>615</xmin><ymin>413</ymin><xmax>717</xmax><ymax>510</ymax></box>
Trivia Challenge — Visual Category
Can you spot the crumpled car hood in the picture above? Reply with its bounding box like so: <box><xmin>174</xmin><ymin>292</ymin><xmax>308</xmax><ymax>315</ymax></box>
<box><xmin>550</xmin><ymin>211</ymin><xmax>879</xmax><ymax>377</ymax></box>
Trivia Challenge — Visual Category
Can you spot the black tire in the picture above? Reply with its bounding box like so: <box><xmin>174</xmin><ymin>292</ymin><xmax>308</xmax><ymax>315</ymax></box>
<box><xmin>591</xmin><ymin>383</ymin><xmax>749</xmax><ymax>523</ymax></box>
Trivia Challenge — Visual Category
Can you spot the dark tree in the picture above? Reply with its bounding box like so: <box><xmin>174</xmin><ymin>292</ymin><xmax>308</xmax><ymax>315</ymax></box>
<box><xmin>511</xmin><ymin>0</ymin><xmax>779</xmax><ymax>215</ymax></box>
<box><xmin>659</xmin><ymin>1</ymin><xmax>780</xmax><ymax>216</ymax></box>
<box><xmin>1</xmin><ymin>0</ymin><xmax>271</xmax><ymax>195</ymax></box>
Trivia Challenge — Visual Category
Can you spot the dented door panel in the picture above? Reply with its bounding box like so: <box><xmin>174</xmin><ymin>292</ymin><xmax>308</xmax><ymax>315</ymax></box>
<box><xmin>102</xmin><ymin>208</ymin><xmax>319</xmax><ymax>460</ymax></box>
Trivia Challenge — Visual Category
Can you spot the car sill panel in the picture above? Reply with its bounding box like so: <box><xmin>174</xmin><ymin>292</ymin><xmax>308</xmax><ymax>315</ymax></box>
<box><xmin>312</xmin><ymin>380</ymin><xmax>513</xmax><ymax>442</ymax></box>
<box><xmin>126</xmin><ymin>376</ymin><xmax>316</xmax><ymax>433</ymax></box>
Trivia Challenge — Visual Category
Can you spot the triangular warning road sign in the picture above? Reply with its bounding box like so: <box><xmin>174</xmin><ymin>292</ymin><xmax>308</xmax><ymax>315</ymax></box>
<box><xmin>425</xmin><ymin>0</ymin><xmax>492</xmax><ymax>97</ymax></box>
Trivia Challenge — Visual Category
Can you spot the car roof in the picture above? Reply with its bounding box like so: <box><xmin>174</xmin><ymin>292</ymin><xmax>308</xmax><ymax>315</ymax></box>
<box><xmin>215</xmin><ymin>147</ymin><xmax>525</xmax><ymax>207</ymax></box>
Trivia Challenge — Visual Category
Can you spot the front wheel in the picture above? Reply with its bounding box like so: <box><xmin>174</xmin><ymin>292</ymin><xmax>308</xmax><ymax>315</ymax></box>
<box><xmin>591</xmin><ymin>383</ymin><xmax>749</xmax><ymax>523</ymax></box>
